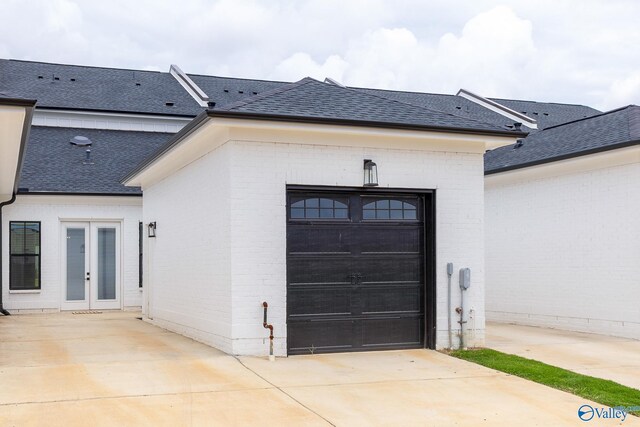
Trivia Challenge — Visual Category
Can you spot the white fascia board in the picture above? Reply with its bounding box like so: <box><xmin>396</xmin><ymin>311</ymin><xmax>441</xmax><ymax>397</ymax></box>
<box><xmin>32</xmin><ymin>109</ymin><xmax>192</xmax><ymax>133</ymax></box>
<box><xmin>0</xmin><ymin>105</ymin><xmax>30</xmax><ymax>201</ymax></box>
<box><xmin>457</xmin><ymin>88</ymin><xmax>538</xmax><ymax>130</ymax></box>
<box><xmin>170</xmin><ymin>64</ymin><xmax>210</xmax><ymax>108</ymax></box>
<box><xmin>124</xmin><ymin>116</ymin><xmax>519</xmax><ymax>188</ymax></box>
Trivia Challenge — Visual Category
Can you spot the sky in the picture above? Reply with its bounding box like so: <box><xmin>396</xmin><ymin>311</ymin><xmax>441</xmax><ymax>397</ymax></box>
<box><xmin>1</xmin><ymin>0</ymin><xmax>639</xmax><ymax>110</ymax></box>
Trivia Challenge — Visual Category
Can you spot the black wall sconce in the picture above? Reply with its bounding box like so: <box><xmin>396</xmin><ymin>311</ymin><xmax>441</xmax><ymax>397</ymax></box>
<box><xmin>148</xmin><ymin>222</ymin><xmax>157</xmax><ymax>238</ymax></box>
<box><xmin>363</xmin><ymin>159</ymin><xmax>378</xmax><ymax>187</ymax></box>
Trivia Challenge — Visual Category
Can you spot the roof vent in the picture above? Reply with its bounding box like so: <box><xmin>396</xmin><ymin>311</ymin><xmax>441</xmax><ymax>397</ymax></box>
<box><xmin>135</xmin><ymin>82</ymin><xmax>141</xmax><ymax>86</ymax></box>
<box><xmin>224</xmin><ymin>89</ymin><xmax>229</xmax><ymax>93</ymax></box>
<box><xmin>54</xmin><ymin>76</ymin><xmax>60</xmax><ymax>81</ymax></box>
<box><xmin>513</xmin><ymin>122</ymin><xmax>522</xmax><ymax>132</ymax></box>
<box><xmin>70</xmin><ymin>135</ymin><xmax>92</xmax><ymax>147</ymax></box>
<box><xmin>324</xmin><ymin>77</ymin><xmax>345</xmax><ymax>87</ymax></box>
<box><xmin>513</xmin><ymin>139</ymin><xmax>524</xmax><ymax>149</ymax></box>
<box><xmin>207</xmin><ymin>101</ymin><xmax>216</xmax><ymax>108</ymax></box>
<box><xmin>165</xmin><ymin>102</ymin><xmax>174</xmax><ymax>107</ymax></box>
<box><xmin>83</xmin><ymin>149</ymin><xmax>94</xmax><ymax>165</ymax></box>
<box><xmin>70</xmin><ymin>78</ymin><xmax>76</xmax><ymax>82</ymax></box>
<box><xmin>37</xmin><ymin>75</ymin><xmax>43</xmax><ymax>79</ymax></box>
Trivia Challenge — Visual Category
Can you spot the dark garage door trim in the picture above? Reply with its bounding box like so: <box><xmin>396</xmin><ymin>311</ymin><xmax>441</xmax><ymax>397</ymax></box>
<box><xmin>286</xmin><ymin>185</ymin><xmax>436</xmax><ymax>354</ymax></box>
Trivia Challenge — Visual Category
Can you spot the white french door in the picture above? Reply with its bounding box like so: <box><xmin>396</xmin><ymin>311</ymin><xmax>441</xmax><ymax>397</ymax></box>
<box><xmin>61</xmin><ymin>222</ymin><xmax>121</xmax><ymax>310</ymax></box>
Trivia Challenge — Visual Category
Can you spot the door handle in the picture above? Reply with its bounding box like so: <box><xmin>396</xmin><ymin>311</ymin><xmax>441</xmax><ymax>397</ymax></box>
<box><xmin>349</xmin><ymin>273</ymin><xmax>363</xmax><ymax>286</ymax></box>
<box><xmin>86</xmin><ymin>272</ymin><xmax>90</xmax><ymax>281</ymax></box>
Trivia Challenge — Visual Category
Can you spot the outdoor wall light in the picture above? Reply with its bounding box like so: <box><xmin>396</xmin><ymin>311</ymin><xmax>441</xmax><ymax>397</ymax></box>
<box><xmin>363</xmin><ymin>159</ymin><xmax>378</xmax><ymax>187</ymax></box>
<box><xmin>148</xmin><ymin>222</ymin><xmax>157</xmax><ymax>238</ymax></box>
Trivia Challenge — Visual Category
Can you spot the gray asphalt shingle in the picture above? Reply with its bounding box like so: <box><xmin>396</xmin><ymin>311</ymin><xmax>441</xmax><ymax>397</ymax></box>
<box><xmin>0</xmin><ymin>59</ymin><xmax>202</xmax><ymax>116</ymax></box>
<box><xmin>188</xmin><ymin>74</ymin><xmax>288</xmax><ymax>108</ymax></box>
<box><xmin>356</xmin><ymin>87</ymin><xmax>600</xmax><ymax>131</ymax></box>
<box><xmin>219</xmin><ymin>78</ymin><xmax>516</xmax><ymax>133</ymax></box>
<box><xmin>3</xmin><ymin>59</ymin><xmax>615</xmax><ymax>189</ymax></box>
<box><xmin>19</xmin><ymin>126</ymin><xmax>173</xmax><ymax>194</ymax></box>
<box><xmin>484</xmin><ymin>105</ymin><xmax>640</xmax><ymax>173</ymax></box>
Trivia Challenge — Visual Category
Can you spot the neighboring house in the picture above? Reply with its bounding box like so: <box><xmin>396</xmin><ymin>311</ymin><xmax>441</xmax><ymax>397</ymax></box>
<box><xmin>485</xmin><ymin>106</ymin><xmax>640</xmax><ymax>340</ymax></box>
<box><xmin>0</xmin><ymin>58</ymin><xmax>602</xmax><ymax>356</ymax></box>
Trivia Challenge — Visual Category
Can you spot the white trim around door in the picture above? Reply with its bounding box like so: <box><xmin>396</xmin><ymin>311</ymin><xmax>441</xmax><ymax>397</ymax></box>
<box><xmin>61</xmin><ymin>221</ymin><xmax>122</xmax><ymax>310</ymax></box>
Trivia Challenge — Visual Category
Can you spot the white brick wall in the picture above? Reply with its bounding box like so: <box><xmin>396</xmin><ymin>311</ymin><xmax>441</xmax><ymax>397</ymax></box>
<box><xmin>1</xmin><ymin>195</ymin><xmax>143</xmax><ymax>311</ymax></box>
<box><xmin>228</xmin><ymin>140</ymin><xmax>486</xmax><ymax>355</ymax></box>
<box><xmin>485</xmin><ymin>159</ymin><xmax>640</xmax><ymax>339</ymax></box>
<box><xmin>142</xmin><ymin>143</ymin><xmax>233</xmax><ymax>353</ymax></box>
<box><xmin>143</xmin><ymin>134</ymin><xmax>488</xmax><ymax>356</ymax></box>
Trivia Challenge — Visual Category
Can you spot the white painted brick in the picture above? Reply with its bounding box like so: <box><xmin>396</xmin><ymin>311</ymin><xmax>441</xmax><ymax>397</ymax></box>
<box><xmin>144</xmin><ymin>138</ymin><xmax>488</xmax><ymax>356</ymax></box>
<box><xmin>486</xmin><ymin>161</ymin><xmax>640</xmax><ymax>339</ymax></box>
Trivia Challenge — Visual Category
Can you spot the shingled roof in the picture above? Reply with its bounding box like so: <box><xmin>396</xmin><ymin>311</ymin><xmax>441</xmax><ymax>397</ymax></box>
<box><xmin>1</xmin><ymin>58</ymin><xmax>600</xmax><ymax>130</ymax></box>
<box><xmin>19</xmin><ymin>126</ymin><xmax>173</xmax><ymax>194</ymax></box>
<box><xmin>188</xmin><ymin>74</ymin><xmax>288</xmax><ymax>108</ymax></box>
<box><xmin>215</xmin><ymin>77</ymin><xmax>522</xmax><ymax>135</ymax></box>
<box><xmin>0</xmin><ymin>59</ymin><xmax>202</xmax><ymax>116</ymax></box>
<box><xmin>355</xmin><ymin>87</ymin><xmax>600</xmax><ymax>131</ymax></box>
<box><xmin>485</xmin><ymin>105</ymin><xmax>640</xmax><ymax>174</ymax></box>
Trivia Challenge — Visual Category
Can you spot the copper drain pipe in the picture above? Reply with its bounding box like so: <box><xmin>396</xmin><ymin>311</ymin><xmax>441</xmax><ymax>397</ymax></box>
<box><xmin>262</xmin><ymin>302</ymin><xmax>275</xmax><ymax>361</ymax></box>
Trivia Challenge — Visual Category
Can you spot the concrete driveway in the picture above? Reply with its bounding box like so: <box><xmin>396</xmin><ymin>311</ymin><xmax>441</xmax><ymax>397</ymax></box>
<box><xmin>0</xmin><ymin>312</ymin><xmax>636</xmax><ymax>426</ymax></box>
<box><xmin>486</xmin><ymin>322</ymin><xmax>640</xmax><ymax>390</ymax></box>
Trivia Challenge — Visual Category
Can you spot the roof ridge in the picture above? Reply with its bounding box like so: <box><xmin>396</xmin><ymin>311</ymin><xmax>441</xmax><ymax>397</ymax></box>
<box><xmin>542</xmin><ymin>105</ymin><xmax>637</xmax><ymax>131</ymax></box>
<box><xmin>188</xmin><ymin>73</ymin><xmax>291</xmax><ymax>85</ymax></box>
<box><xmin>489</xmin><ymin>96</ymin><xmax>600</xmax><ymax>109</ymax></box>
<box><xmin>344</xmin><ymin>83</ymin><xmax>511</xmax><ymax>131</ymax></box>
<box><xmin>217</xmin><ymin>77</ymin><xmax>316</xmax><ymax>111</ymax></box>
<box><xmin>349</xmin><ymin>85</ymin><xmax>456</xmax><ymax>98</ymax></box>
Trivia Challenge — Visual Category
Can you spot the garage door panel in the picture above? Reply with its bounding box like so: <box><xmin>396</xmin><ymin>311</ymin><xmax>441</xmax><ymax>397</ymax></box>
<box><xmin>288</xmin><ymin>286</ymin><xmax>351</xmax><ymax>317</ymax></box>
<box><xmin>355</xmin><ymin>257</ymin><xmax>422</xmax><ymax>283</ymax></box>
<box><xmin>288</xmin><ymin>320</ymin><xmax>355</xmax><ymax>354</ymax></box>
<box><xmin>287</xmin><ymin>226</ymin><xmax>352</xmax><ymax>254</ymax></box>
<box><xmin>357</xmin><ymin>226</ymin><xmax>422</xmax><ymax>253</ymax></box>
<box><xmin>287</xmin><ymin>258</ymin><xmax>352</xmax><ymax>285</ymax></box>
<box><xmin>361</xmin><ymin>317</ymin><xmax>423</xmax><ymax>348</ymax></box>
<box><xmin>361</xmin><ymin>284</ymin><xmax>422</xmax><ymax>314</ymax></box>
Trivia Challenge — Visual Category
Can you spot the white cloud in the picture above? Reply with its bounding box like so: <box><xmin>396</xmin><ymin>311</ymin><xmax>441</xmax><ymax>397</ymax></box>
<box><xmin>0</xmin><ymin>0</ymin><xmax>639</xmax><ymax>110</ymax></box>
<box><xmin>270</xmin><ymin>6</ymin><xmax>537</xmax><ymax>96</ymax></box>
<box><xmin>604</xmin><ymin>72</ymin><xmax>640</xmax><ymax>109</ymax></box>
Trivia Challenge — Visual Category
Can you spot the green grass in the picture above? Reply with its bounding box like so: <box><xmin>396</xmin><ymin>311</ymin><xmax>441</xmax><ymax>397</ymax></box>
<box><xmin>449</xmin><ymin>348</ymin><xmax>640</xmax><ymax>416</ymax></box>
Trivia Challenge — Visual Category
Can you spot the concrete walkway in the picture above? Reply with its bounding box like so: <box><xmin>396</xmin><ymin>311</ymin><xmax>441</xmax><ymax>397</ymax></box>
<box><xmin>487</xmin><ymin>321</ymin><xmax>640</xmax><ymax>390</ymax></box>
<box><xmin>0</xmin><ymin>312</ymin><xmax>636</xmax><ymax>426</ymax></box>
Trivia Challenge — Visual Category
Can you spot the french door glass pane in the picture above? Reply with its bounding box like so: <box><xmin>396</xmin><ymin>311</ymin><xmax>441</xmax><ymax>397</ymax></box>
<box><xmin>97</xmin><ymin>228</ymin><xmax>116</xmax><ymax>300</ymax></box>
<box><xmin>66</xmin><ymin>228</ymin><xmax>85</xmax><ymax>301</ymax></box>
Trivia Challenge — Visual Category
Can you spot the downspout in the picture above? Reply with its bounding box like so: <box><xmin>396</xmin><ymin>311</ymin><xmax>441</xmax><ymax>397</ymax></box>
<box><xmin>0</xmin><ymin>192</ymin><xmax>17</xmax><ymax>315</ymax></box>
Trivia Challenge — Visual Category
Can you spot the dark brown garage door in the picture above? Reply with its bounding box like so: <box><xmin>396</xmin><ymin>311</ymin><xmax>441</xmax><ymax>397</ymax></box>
<box><xmin>286</xmin><ymin>188</ymin><xmax>432</xmax><ymax>355</ymax></box>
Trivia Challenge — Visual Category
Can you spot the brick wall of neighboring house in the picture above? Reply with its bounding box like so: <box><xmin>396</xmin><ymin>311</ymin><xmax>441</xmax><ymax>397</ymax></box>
<box><xmin>141</xmin><ymin>130</ymin><xmax>490</xmax><ymax>356</ymax></box>
<box><xmin>1</xmin><ymin>195</ymin><xmax>143</xmax><ymax>311</ymax></box>
<box><xmin>485</xmin><ymin>152</ymin><xmax>640</xmax><ymax>339</ymax></box>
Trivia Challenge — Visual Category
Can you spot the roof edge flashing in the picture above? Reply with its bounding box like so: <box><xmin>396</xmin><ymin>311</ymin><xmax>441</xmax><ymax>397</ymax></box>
<box><xmin>324</xmin><ymin>77</ymin><xmax>346</xmax><ymax>87</ymax></box>
<box><xmin>207</xmin><ymin>109</ymin><xmax>528</xmax><ymax>138</ymax></box>
<box><xmin>457</xmin><ymin>88</ymin><xmax>538</xmax><ymax>130</ymax></box>
<box><xmin>169</xmin><ymin>64</ymin><xmax>210</xmax><ymax>107</ymax></box>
